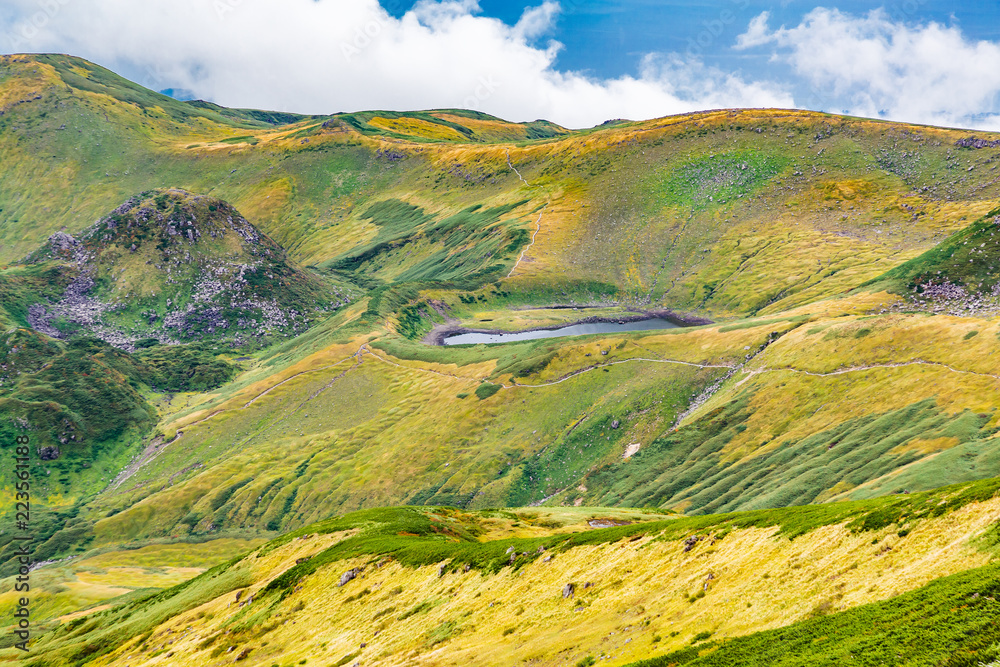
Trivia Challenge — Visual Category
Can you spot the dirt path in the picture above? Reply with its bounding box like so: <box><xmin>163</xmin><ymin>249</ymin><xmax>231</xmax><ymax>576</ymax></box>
<box><xmin>108</xmin><ymin>338</ymin><xmax>1000</xmax><ymax>497</ymax></box>
<box><xmin>504</xmin><ymin>147</ymin><xmax>547</xmax><ymax>278</ymax></box>
<box><xmin>243</xmin><ymin>357</ymin><xmax>357</xmax><ymax>408</ymax></box>
<box><xmin>737</xmin><ymin>359</ymin><xmax>1000</xmax><ymax>388</ymax></box>
<box><xmin>507</xmin><ymin>207</ymin><xmax>545</xmax><ymax>278</ymax></box>
<box><xmin>107</xmin><ymin>435</ymin><xmax>169</xmax><ymax>493</ymax></box>
<box><xmin>505</xmin><ymin>148</ymin><xmax>531</xmax><ymax>187</ymax></box>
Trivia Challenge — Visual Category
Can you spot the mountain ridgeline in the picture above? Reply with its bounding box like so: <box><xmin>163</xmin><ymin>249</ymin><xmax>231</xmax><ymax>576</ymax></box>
<box><xmin>5</xmin><ymin>53</ymin><xmax>1000</xmax><ymax>666</ymax></box>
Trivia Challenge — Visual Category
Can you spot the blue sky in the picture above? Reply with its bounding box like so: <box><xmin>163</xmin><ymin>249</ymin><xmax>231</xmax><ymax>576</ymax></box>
<box><xmin>3</xmin><ymin>0</ymin><xmax>1000</xmax><ymax>129</ymax></box>
<box><xmin>390</xmin><ymin>1</ymin><xmax>999</xmax><ymax>77</ymax></box>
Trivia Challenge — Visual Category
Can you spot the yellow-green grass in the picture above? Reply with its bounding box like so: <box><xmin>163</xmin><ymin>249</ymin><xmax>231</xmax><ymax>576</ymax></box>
<box><xmin>82</xmin><ymin>316</ymin><xmax>795</xmax><ymax>545</ymax></box>
<box><xmin>88</xmin><ymin>332</ymin><xmax>717</xmax><ymax>543</ymax></box>
<box><xmin>430</xmin><ymin>112</ymin><xmax>565</xmax><ymax>142</ymax></box>
<box><xmin>535</xmin><ymin>293</ymin><xmax>1000</xmax><ymax>511</ymax></box>
<box><xmin>0</xmin><ymin>539</ymin><xmax>262</xmax><ymax>626</ymax></box>
<box><xmin>4</xmin><ymin>55</ymin><xmax>1000</xmax><ymax>326</ymax></box>
<box><xmin>13</xmin><ymin>489</ymin><xmax>1000</xmax><ymax>666</ymax></box>
<box><xmin>367</xmin><ymin>116</ymin><xmax>470</xmax><ymax>142</ymax></box>
<box><xmin>23</xmin><ymin>289</ymin><xmax>998</xmax><ymax>554</ymax></box>
<box><xmin>685</xmin><ymin>309</ymin><xmax>1000</xmax><ymax>459</ymax></box>
<box><xmin>11</xmin><ymin>53</ymin><xmax>1000</xmax><ymax>605</ymax></box>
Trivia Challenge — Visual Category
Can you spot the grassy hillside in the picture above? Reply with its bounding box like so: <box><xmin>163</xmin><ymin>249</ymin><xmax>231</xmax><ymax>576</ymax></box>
<box><xmin>863</xmin><ymin>204</ymin><xmax>1000</xmax><ymax>315</ymax></box>
<box><xmin>7</xmin><ymin>478</ymin><xmax>1000</xmax><ymax>666</ymax></box>
<box><xmin>630</xmin><ymin>559</ymin><xmax>1000</xmax><ymax>666</ymax></box>
<box><xmin>22</xmin><ymin>188</ymin><xmax>346</xmax><ymax>349</ymax></box>
<box><xmin>6</xmin><ymin>53</ymin><xmax>1000</xmax><ymax>663</ymax></box>
<box><xmin>3</xmin><ymin>55</ymin><xmax>1000</xmax><ymax>319</ymax></box>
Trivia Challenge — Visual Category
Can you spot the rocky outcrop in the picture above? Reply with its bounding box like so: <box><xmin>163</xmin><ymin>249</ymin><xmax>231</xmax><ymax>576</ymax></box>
<box><xmin>37</xmin><ymin>445</ymin><xmax>60</xmax><ymax>461</ymax></box>
<box><xmin>25</xmin><ymin>189</ymin><xmax>350</xmax><ymax>350</ymax></box>
<box><xmin>955</xmin><ymin>137</ymin><xmax>1000</xmax><ymax>149</ymax></box>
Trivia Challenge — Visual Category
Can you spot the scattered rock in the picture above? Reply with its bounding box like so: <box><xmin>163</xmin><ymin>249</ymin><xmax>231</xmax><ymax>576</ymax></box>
<box><xmin>562</xmin><ymin>583</ymin><xmax>575</xmax><ymax>598</ymax></box>
<box><xmin>339</xmin><ymin>569</ymin><xmax>359</xmax><ymax>586</ymax></box>
<box><xmin>588</xmin><ymin>519</ymin><xmax>631</xmax><ymax>529</ymax></box>
<box><xmin>956</xmin><ymin>137</ymin><xmax>1000</xmax><ymax>149</ymax></box>
<box><xmin>37</xmin><ymin>446</ymin><xmax>60</xmax><ymax>461</ymax></box>
<box><xmin>683</xmin><ymin>536</ymin><xmax>701</xmax><ymax>553</ymax></box>
<box><xmin>24</xmin><ymin>189</ymin><xmax>346</xmax><ymax>351</ymax></box>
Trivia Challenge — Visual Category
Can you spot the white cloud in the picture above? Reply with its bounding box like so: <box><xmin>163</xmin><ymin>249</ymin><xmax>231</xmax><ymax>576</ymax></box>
<box><xmin>512</xmin><ymin>0</ymin><xmax>560</xmax><ymax>41</ymax></box>
<box><xmin>0</xmin><ymin>0</ymin><xmax>793</xmax><ymax>128</ymax></box>
<box><xmin>736</xmin><ymin>7</ymin><xmax>1000</xmax><ymax>130</ymax></box>
<box><xmin>735</xmin><ymin>11</ymin><xmax>773</xmax><ymax>49</ymax></box>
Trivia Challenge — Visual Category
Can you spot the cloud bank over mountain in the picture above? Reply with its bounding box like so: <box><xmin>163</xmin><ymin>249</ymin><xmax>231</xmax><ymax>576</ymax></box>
<box><xmin>3</xmin><ymin>0</ymin><xmax>998</xmax><ymax>130</ymax></box>
<box><xmin>738</xmin><ymin>8</ymin><xmax>1000</xmax><ymax>131</ymax></box>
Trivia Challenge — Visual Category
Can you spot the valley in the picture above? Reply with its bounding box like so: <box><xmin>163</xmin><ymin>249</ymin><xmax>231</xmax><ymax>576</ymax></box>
<box><xmin>2</xmin><ymin>53</ymin><xmax>1000</xmax><ymax>665</ymax></box>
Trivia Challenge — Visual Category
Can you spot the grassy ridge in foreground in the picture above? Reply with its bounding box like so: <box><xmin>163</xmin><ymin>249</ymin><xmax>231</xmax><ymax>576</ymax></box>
<box><xmin>258</xmin><ymin>474</ymin><xmax>1000</xmax><ymax>593</ymax></box>
<box><xmin>12</xmin><ymin>476</ymin><xmax>1000</xmax><ymax>666</ymax></box>
<box><xmin>630</xmin><ymin>558</ymin><xmax>1000</xmax><ymax>666</ymax></box>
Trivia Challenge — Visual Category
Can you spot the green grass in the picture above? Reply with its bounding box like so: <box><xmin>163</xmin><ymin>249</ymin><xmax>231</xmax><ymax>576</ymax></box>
<box><xmin>254</xmin><ymin>475</ymin><xmax>1000</xmax><ymax>603</ymax></box>
<box><xmin>651</xmin><ymin>150</ymin><xmax>790</xmax><ymax>211</ymax></box>
<box><xmin>628</xmin><ymin>560</ymin><xmax>1000</xmax><ymax>666</ymax></box>
<box><xmin>130</xmin><ymin>342</ymin><xmax>236</xmax><ymax>392</ymax></box>
<box><xmin>216</xmin><ymin>135</ymin><xmax>258</xmax><ymax>145</ymax></box>
<box><xmin>474</xmin><ymin>382</ymin><xmax>501</xmax><ymax>400</ymax></box>
<box><xmin>0</xmin><ymin>263</ymin><xmax>74</xmax><ymax>326</ymax></box>
<box><xmin>18</xmin><ymin>556</ymin><xmax>253</xmax><ymax>666</ymax></box>
<box><xmin>864</xmin><ymin>206</ymin><xmax>1000</xmax><ymax>295</ymax></box>
<box><xmin>0</xmin><ymin>332</ymin><xmax>250</xmax><ymax>573</ymax></box>
<box><xmin>573</xmin><ymin>395</ymin><xmax>999</xmax><ymax>514</ymax></box>
<box><xmin>323</xmin><ymin>198</ymin><xmax>531</xmax><ymax>288</ymax></box>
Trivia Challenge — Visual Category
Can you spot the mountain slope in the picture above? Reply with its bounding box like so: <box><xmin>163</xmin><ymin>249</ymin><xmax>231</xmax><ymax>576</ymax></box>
<box><xmin>23</xmin><ymin>188</ymin><xmax>346</xmax><ymax>349</ymax></box>
<box><xmin>6</xmin><ymin>54</ymin><xmax>1000</xmax><ymax>665</ymax></box>
<box><xmin>4</xmin><ymin>55</ymin><xmax>1000</xmax><ymax>319</ymax></box>
<box><xmin>9</xmin><ymin>478</ymin><xmax>1000</xmax><ymax>666</ymax></box>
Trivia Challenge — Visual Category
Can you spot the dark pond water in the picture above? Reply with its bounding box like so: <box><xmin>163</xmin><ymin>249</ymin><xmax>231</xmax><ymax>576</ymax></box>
<box><xmin>442</xmin><ymin>318</ymin><xmax>680</xmax><ymax>345</ymax></box>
